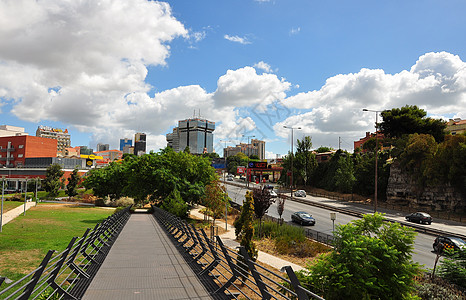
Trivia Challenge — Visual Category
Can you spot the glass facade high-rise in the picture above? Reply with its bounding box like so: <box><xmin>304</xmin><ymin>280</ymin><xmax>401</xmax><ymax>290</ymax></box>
<box><xmin>134</xmin><ymin>133</ymin><xmax>146</xmax><ymax>156</ymax></box>
<box><xmin>120</xmin><ymin>138</ymin><xmax>132</xmax><ymax>151</ymax></box>
<box><xmin>166</xmin><ymin>118</ymin><xmax>215</xmax><ymax>154</ymax></box>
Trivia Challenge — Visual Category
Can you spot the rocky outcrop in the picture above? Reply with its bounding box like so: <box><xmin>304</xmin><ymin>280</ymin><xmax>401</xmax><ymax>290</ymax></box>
<box><xmin>386</xmin><ymin>162</ymin><xmax>465</xmax><ymax>212</ymax></box>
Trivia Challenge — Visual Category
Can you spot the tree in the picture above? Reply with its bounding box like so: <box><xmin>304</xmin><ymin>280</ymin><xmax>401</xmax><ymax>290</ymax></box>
<box><xmin>252</xmin><ymin>186</ymin><xmax>275</xmax><ymax>237</ymax></box>
<box><xmin>295</xmin><ymin>136</ymin><xmax>317</xmax><ymax>186</ymax></box>
<box><xmin>161</xmin><ymin>189</ymin><xmax>189</xmax><ymax>218</ymax></box>
<box><xmin>334</xmin><ymin>156</ymin><xmax>356</xmax><ymax>193</ymax></box>
<box><xmin>66</xmin><ymin>168</ymin><xmax>80</xmax><ymax>199</ymax></box>
<box><xmin>202</xmin><ymin>179</ymin><xmax>230</xmax><ymax>225</ymax></box>
<box><xmin>276</xmin><ymin>194</ymin><xmax>286</xmax><ymax>225</ymax></box>
<box><xmin>43</xmin><ymin>163</ymin><xmax>64</xmax><ymax>197</ymax></box>
<box><xmin>299</xmin><ymin>213</ymin><xmax>420</xmax><ymax>299</ymax></box>
<box><xmin>234</xmin><ymin>191</ymin><xmax>257</xmax><ymax>262</ymax></box>
<box><xmin>379</xmin><ymin>105</ymin><xmax>446</xmax><ymax>142</ymax></box>
<box><xmin>83</xmin><ymin>161</ymin><xmax>127</xmax><ymax>201</ymax></box>
<box><xmin>249</xmin><ymin>154</ymin><xmax>259</xmax><ymax>160</ymax></box>
<box><xmin>437</xmin><ymin>248</ymin><xmax>466</xmax><ymax>289</ymax></box>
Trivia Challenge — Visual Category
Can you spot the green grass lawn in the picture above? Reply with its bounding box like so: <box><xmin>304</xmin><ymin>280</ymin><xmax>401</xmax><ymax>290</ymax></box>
<box><xmin>0</xmin><ymin>204</ymin><xmax>115</xmax><ymax>282</ymax></box>
<box><xmin>1</xmin><ymin>200</ymin><xmax>24</xmax><ymax>213</ymax></box>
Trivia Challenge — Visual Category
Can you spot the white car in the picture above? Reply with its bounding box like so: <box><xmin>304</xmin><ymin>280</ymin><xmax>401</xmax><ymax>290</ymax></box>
<box><xmin>294</xmin><ymin>190</ymin><xmax>306</xmax><ymax>197</ymax></box>
<box><xmin>269</xmin><ymin>190</ymin><xmax>278</xmax><ymax>198</ymax></box>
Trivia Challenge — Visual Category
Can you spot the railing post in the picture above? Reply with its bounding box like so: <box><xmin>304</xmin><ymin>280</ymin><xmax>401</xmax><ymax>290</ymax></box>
<box><xmin>198</xmin><ymin>229</ymin><xmax>220</xmax><ymax>276</ymax></box>
<box><xmin>18</xmin><ymin>250</ymin><xmax>55</xmax><ymax>300</ymax></box>
<box><xmin>238</xmin><ymin>246</ymin><xmax>271</xmax><ymax>300</ymax></box>
<box><xmin>213</xmin><ymin>236</ymin><xmax>241</xmax><ymax>294</ymax></box>
<box><xmin>47</xmin><ymin>237</ymin><xmax>79</xmax><ymax>300</ymax></box>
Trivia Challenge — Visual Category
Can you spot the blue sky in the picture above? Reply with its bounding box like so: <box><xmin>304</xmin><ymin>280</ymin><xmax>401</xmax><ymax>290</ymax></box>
<box><xmin>0</xmin><ymin>0</ymin><xmax>465</xmax><ymax>158</ymax></box>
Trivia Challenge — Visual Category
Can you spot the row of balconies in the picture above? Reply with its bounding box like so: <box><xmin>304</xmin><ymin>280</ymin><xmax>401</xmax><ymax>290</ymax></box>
<box><xmin>0</xmin><ymin>147</ymin><xmax>15</xmax><ymax>152</ymax></box>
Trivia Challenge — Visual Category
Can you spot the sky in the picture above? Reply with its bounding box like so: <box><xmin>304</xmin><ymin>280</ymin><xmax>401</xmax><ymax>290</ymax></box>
<box><xmin>0</xmin><ymin>0</ymin><xmax>465</xmax><ymax>158</ymax></box>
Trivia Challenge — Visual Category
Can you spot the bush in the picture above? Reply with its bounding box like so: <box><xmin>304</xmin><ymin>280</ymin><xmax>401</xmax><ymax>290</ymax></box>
<box><xmin>161</xmin><ymin>189</ymin><xmax>189</xmax><ymax>218</ymax></box>
<box><xmin>113</xmin><ymin>197</ymin><xmax>135</xmax><ymax>207</ymax></box>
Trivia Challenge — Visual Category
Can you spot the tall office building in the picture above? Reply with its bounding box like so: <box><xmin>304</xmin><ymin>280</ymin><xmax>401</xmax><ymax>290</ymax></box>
<box><xmin>134</xmin><ymin>133</ymin><xmax>146</xmax><ymax>156</ymax></box>
<box><xmin>96</xmin><ymin>143</ymin><xmax>109</xmax><ymax>152</ymax></box>
<box><xmin>166</xmin><ymin>118</ymin><xmax>215</xmax><ymax>154</ymax></box>
<box><xmin>36</xmin><ymin>125</ymin><xmax>71</xmax><ymax>155</ymax></box>
<box><xmin>251</xmin><ymin>139</ymin><xmax>266</xmax><ymax>160</ymax></box>
<box><xmin>119</xmin><ymin>138</ymin><xmax>132</xmax><ymax>151</ymax></box>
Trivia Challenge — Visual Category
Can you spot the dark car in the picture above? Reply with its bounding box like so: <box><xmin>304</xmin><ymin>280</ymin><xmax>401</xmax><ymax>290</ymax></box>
<box><xmin>433</xmin><ymin>236</ymin><xmax>466</xmax><ymax>253</ymax></box>
<box><xmin>291</xmin><ymin>211</ymin><xmax>315</xmax><ymax>226</ymax></box>
<box><xmin>405</xmin><ymin>212</ymin><xmax>432</xmax><ymax>225</ymax></box>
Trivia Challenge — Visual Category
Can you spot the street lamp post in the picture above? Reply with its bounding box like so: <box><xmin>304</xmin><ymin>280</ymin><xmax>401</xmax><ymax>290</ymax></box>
<box><xmin>220</xmin><ymin>139</ymin><xmax>232</xmax><ymax>231</ymax></box>
<box><xmin>363</xmin><ymin>108</ymin><xmax>381</xmax><ymax>213</ymax></box>
<box><xmin>242</xmin><ymin>135</ymin><xmax>255</xmax><ymax>188</ymax></box>
<box><xmin>23</xmin><ymin>177</ymin><xmax>29</xmax><ymax>216</ymax></box>
<box><xmin>35</xmin><ymin>177</ymin><xmax>39</xmax><ymax>206</ymax></box>
<box><xmin>1</xmin><ymin>176</ymin><xmax>5</xmax><ymax>233</ymax></box>
<box><xmin>283</xmin><ymin>126</ymin><xmax>301</xmax><ymax>200</ymax></box>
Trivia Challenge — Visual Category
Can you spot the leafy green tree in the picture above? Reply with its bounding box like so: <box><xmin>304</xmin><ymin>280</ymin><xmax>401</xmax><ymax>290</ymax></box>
<box><xmin>315</xmin><ymin>146</ymin><xmax>332</xmax><ymax>153</ymax></box>
<box><xmin>226</xmin><ymin>152</ymin><xmax>248</xmax><ymax>175</ymax></box>
<box><xmin>334</xmin><ymin>156</ymin><xmax>356</xmax><ymax>193</ymax></box>
<box><xmin>380</xmin><ymin>105</ymin><xmax>447</xmax><ymax>142</ymax></box>
<box><xmin>252</xmin><ymin>186</ymin><xmax>274</xmax><ymax>237</ymax></box>
<box><xmin>202</xmin><ymin>179</ymin><xmax>230</xmax><ymax>225</ymax></box>
<box><xmin>161</xmin><ymin>189</ymin><xmax>189</xmax><ymax>218</ymax></box>
<box><xmin>234</xmin><ymin>191</ymin><xmax>257</xmax><ymax>261</ymax></box>
<box><xmin>295</xmin><ymin>136</ymin><xmax>317</xmax><ymax>186</ymax></box>
<box><xmin>83</xmin><ymin>162</ymin><xmax>127</xmax><ymax>201</ymax></box>
<box><xmin>43</xmin><ymin>163</ymin><xmax>64</xmax><ymax>197</ymax></box>
<box><xmin>437</xmin><ymin>248</ymin><xmax>466</xmax><ymax>289</ymax></box>
<box><xmin>299</xmin><ymin>213</ymin><xmax>420</xmax><ymax>299</ymax></box>
<box><xmin>66</xmin><ymin>168</ymin><xmax>80</xmax><ymax>199</ymax></box>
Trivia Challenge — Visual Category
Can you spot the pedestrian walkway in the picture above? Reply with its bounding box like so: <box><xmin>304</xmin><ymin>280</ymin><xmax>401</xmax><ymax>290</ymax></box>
<box><xmin>1</xmin><ymin>201</ymin><xmax>36</xmax><ymax>226</ymax></box>
<box><xmin>82</xmin><ymin>213</ymin><xmax>214</xmax><ymax>300</ymax></box>
<box><xmin>189</xmin><ymin>207</ymin><xmax>304</xmax><ymax>272</ymax></box>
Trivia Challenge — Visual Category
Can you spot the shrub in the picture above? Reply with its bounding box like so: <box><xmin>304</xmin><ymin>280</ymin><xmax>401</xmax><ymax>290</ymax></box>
<box><xmin>161</xmin><ymin>189</ymin><xmax>189</xmax><ymax>218</ymax></box>
<box><xmin>113</xmin><ymin>197</ymin><xmax>135</xmax><ymax>207</ymax></box>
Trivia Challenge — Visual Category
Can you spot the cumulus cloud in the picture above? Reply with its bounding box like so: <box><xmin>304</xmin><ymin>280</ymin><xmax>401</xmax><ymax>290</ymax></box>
<box><xmin>276</xmin><ymin>52</ymin><xmax>466</xmax><ymax>150</ymax></box>
<box><xmin>213</xmin><ymin>66</ymin><xmax>291</xmax><ymax>109</ymax></box>
<box><xmin>224</xmin><ymin>34</ymin><xmax>251</xmax><ymax>44</ymax></box>
<box><xmin>253</xmin><ymin>61</ymin><xmax>273</xmax><ymax>73</ymax></box>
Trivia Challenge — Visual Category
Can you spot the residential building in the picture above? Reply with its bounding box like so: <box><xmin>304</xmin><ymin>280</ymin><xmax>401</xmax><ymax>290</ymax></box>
<box><xmin>251</xmin><ymin>139</ymin><xmax>266</xmax><ymax>160</ymax></box>
<box><xmin>119</xmin><ymin>138</ymin><xmax>132</xmax><ymax>151</ymax></box>
<box><xmin>96</xmin><ymin>143</ymin><xmax>109</xmax><ymax>152</ymax></box>
<box><xmin>446</xmin><ymin>118</ymin><xmax>466</xmax><ymax>135</ymax></box>
<box><xmin>354</xmin><ymin>131</ymin><xmax>384</xmax><ymax>153</ymax></box>
<box><xmin>223</xmin><ymin>140</ymin><xmax>266</xmax><ymax>159</ymax></box>
<box><xmin>166</xmin><ymin>118</ymin><xmax>215</xmax><ymax>154</ymax></box>
<box><xmin>0</xmin><ymin>125</ymin><xmax>28</xmax><ymax>137</ymax></box>
<box><xmin>94</xmin><ymin>149</ymin><xmax>123</xmax><ymax>167</ymax></box>
<box><xmin>36</xmin><ymin>125</ymin><xmax>71</xmax><ymax>154</ymax></box>
<box><xmin>134</xmin><ymin>132</ymin><xmax>146</xmax><ymax>156</ymax></box>
<box><xmin>0</xmin><ymin>135</ymin><xmax>57</xmax><ymax>167</ymax></box>
<box><xmin>122</xmin><ymin>145</ymin><xmax>134</xmax><ymax>154</ymax></box>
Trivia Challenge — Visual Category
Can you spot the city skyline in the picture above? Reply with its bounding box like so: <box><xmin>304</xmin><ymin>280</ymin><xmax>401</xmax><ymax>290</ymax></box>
<box><xmin>0</xmin><ymin>1</ymin><xmax>465</xmax><ymax>158</ymax></box>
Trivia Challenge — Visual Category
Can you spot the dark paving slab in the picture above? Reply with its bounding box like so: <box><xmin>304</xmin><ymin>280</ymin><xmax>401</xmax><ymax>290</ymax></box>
<box><xmin>82</xmin><ymin>214</ymin><xmax>213</xmax><ymax>300</ymax></box>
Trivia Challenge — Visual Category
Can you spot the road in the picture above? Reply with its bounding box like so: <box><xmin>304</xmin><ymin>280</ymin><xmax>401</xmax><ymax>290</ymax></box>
<box><xmin>224</xmin><ymin>181</ymin><xmax>466</xmax><ymax>270</ymax></box>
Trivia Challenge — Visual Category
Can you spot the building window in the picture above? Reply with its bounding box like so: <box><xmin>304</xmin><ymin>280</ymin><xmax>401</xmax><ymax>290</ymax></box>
<box><xmin>18</xmin><ymin>145</ymin><xmax>24</xmax><ymax>149</ymax></box>
<box><xmin>18</xmin><ymin>154</ymin><xmax>23</xmax><ymax>158</ymax></box>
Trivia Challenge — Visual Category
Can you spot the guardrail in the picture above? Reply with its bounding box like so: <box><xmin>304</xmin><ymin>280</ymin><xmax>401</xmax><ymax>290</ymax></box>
<box><xmin>0</xmin><ymin>206</ymin><xmax>132</xmax><ymax>300</ymax></box>
<box><xmin>225</xmin><ymin>182</ymin><xmax>466</xmax><ymax>241</ymax></box>
<box><xmin>151</xmin><ymin>205</ymin><xmax>325</xmax><ymax>300</ymax></box>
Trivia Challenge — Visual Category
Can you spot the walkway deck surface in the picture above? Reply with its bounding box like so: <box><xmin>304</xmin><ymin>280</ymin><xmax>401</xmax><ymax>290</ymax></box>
<box><xmin>82</xmin><ymin>213</ymin><xmax>213</xmax><ymax>300</ymax></box>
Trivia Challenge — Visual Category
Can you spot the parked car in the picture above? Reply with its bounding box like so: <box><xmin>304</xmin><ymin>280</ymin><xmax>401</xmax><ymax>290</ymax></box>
<box><xmin>405</xmin><ymin>212</ymin><xmax>432</xmax><ymax>224</ymax></box>
<box><xmin>268</xmin><ymin>190</ymin><xmax>278</xmax><ymax>198</ymax></box>
<box><xmin>294</xmin><ymin>190</ymin><xmax>306</xmax><ymax>197</ymax></box>
<box><xmin>226</xmin><ymin>177</ymin><xmax>234</xmax><ymax>181</ymax></box>
<box><xmin>291</xmin><ymin>211</ymin><xmax>315</xmax><ymax>226</ymax></box>
<box><xmin>433</xmin><ymin>236</ymin><xmax>466</xmax><ymax>253</ymax></box>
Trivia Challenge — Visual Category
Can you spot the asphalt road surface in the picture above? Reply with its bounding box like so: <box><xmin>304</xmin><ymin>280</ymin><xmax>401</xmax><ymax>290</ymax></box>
<box><xmin>224</xmin><ymin>181</ymin><xmax>466</xmax><ymax>270</ymax></box>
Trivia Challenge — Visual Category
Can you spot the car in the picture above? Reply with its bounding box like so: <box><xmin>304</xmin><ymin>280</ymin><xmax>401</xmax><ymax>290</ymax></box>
<box><xmin>433</xmin><ymin>236</ymin><xmax>466</xmax><ymax>253</ymax></box>
<box><xmin>268</xmin><ymin>190</ymin><xmax>278</xmax><ymax>198</ymax></box>
<box><xmin>405</xmin><ymin>212</ymin><xmax>432</xmax><ymax>224</ymax></box>
<box><xmin>294</xmin><ymin>190</ymin><xmax>306</xmax><ymax>197</ymax></box>
<box><xmin>226</xmin><ymin>177</ymin><xmax>234</xmax><ymax>181</ymax></box>
<box><xmin>291</xmin><ymin>211</ymin><xmax>315</xmax><ymax>226</ymax></box>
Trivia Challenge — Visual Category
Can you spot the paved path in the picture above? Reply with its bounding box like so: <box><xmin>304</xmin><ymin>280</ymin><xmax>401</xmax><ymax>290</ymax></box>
<box><xmin>189</xmin><ymin>207</ymin><xmax>304</xmax><ymax>272</ymax></box>
<box><xmin>83</xmin><ymin>213</ymin><xmax>213</xmax><ymax>300</ymax></box>
<box><xmin>1</xmin><ymin>201</ymin><xmax>36</xmax><ymax>227</ymax></box>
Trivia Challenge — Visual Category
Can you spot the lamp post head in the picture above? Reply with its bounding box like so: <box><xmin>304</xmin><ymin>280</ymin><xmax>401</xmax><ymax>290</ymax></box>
<box><xmin>362</xmin><ymin>108</ymin><xmax>368</xmax><ymax>112</ymax></box>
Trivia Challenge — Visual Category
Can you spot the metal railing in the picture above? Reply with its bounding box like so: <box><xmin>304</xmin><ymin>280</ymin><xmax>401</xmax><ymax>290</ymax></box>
<box><xmin>152</xmin><ymin>205</ymin><xmax>324</xmax><ymax>300</ymax></box>
<box><xmin>0</xmin><ymin>206</ymin><xmax>132</xmax><ymax>300</ymax></box>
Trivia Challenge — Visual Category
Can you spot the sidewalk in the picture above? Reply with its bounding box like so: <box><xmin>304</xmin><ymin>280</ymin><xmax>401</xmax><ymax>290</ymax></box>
<box><xmin>189</xmin><ymin>207</ymin><xmax>304</xmax><ymax>272</ymax></box>
<box><xmin>1</xmin><ymin>201</ymin><xmax>36</xmax><ymax>226</ymax></box>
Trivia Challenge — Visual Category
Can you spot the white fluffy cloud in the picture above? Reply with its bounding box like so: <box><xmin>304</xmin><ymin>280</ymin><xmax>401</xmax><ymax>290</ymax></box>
<box><xmin>277</xmin><ymin>52</ymin><xmax>466</xmax><ymax>149</ymax></box>
<box><xmin>224</xmin><ymin>34</ymin><xmax>251</xmax><ymax>45</ymax></box>
<box><xmin>253</xmin><ymin>61</ymin><xmax>273</xmax><ymax>73</ymax></box>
